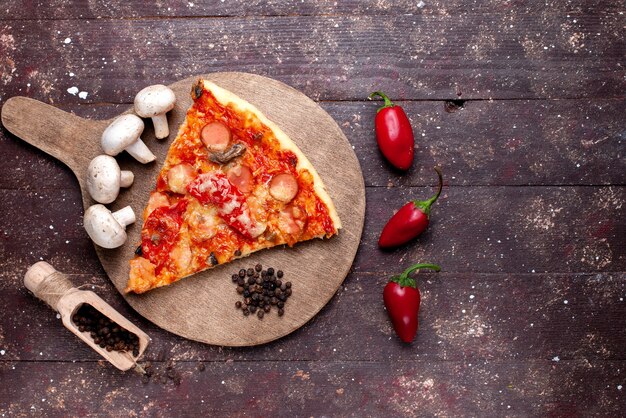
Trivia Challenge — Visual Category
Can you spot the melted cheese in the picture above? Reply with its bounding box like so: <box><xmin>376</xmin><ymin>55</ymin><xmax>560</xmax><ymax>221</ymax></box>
<box><xmin>170</xmin><ymin>234</ymin><xmax>192</xmax><ymax>275</ymax></box>
<box><xmin>186</xmin><ymin>201</ymin><xmax>220</xmax><ymax>242</ymax></box>
<box><xmin>221</xmin><ymin>196</ymin><xmax>239</xmax><ymax>215</ymax></box>
<box><xmin>167</xmin><ymin>163</ymin><xmax>195</xmax><ymax>194</ymax></box>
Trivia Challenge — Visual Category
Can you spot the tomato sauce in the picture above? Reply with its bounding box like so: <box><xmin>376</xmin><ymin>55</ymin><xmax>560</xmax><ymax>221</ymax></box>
<box><xmin>141</xmin><ymin>200</ymin><xmax>187</xmax><ymax>273</ymax></box>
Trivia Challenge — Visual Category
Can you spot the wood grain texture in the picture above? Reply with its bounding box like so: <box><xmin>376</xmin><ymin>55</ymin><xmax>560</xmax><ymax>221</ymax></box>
<box><xmin>1</xmin><ymin>98</ymin><xmax>109</xmax><ymax>192</ymax></box>
<box><xmin>1</xmin><ymin>0</ymin><xmax>622</xmax><ymax>19</ymax></box>
<box><xmin>0</xmin><ymin>185</ymin><xmax>623</xmax><ymax>280</ymax></box>
<box><xmin>1</xmin><ymin>72</ymin><xmax>365</xmax><ymax>347</ymax></box>
<box><xmin>1</xmin><ymin>360</ymin><xmax>624</xmax><ymax>416</ymax></box>
<box><xmin>2</xmin><ymin>98</ymin><xmax>625</xmax><ymax>190</ymax></box>
<box><xmin>328</xmin><ymin>98</ymin><xmax>626</xmax><ymax>187</ymax></box>
<box><xmin>3</xmin><ymin>272</ymin><xmax>625</xmax><ymax>363</ymax></box>
<box><xmin>0</xmin><ymin>13</ymin><xmax>623</xmax><ymax>103</ymax></box>
<box><xmin>1</xmin><ymin>0</ymin><xmax>625</xmax><ymax>415</ymax></box>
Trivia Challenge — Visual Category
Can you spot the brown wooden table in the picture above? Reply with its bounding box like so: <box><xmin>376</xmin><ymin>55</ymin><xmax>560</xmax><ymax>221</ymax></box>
<box><xmin>1</xmin><ymin>1</ymin><xmax>624</xmax><ymax>416</ymax></box>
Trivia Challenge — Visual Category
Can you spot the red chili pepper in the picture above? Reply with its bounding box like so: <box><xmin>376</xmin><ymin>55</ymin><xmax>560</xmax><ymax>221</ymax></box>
<box><xmin>369</xmin><ymin>91</ymin><xmax>415</xmax><ymax>170</ymax></box>
<box><xmin>378</xmin><ymin>167</ymin><xmax>443</xmax><ymax>248</ymax></box>
<box><xmin>384</xmin><ymin>263</ymin><xmax>441</xmax><ymax>343</ymax></box>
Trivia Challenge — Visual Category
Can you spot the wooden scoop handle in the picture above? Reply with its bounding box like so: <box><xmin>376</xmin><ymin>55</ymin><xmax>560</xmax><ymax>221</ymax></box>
<box><xmin>24</xmin><ymin>261</ymin><xmax>74</xmax><ymax>310</ymax></box>
<box><xmin>24</xmin><ymin>261</ymin><xmax>152</xmax><ymax>371</ymax></box>
<box><xmin>1</xmin><ymin>97</ymin><xmax>110</xmax><ymax>186</ymax></box>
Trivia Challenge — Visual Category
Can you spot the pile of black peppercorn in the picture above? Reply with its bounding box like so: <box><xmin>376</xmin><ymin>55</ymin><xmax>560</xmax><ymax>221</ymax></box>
<box><xmin>231</xmin><ymin>264</ymin><xmax>292</xmax><ymax>319</ymax></box>
<box><xmin>72</xmin><ymin>304</ymin><xmax>140</xmax><ymax>356</ymax></box>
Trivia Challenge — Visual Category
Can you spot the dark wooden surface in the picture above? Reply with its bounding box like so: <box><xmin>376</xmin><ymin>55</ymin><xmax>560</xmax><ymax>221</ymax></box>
<box><xmin>0</xmin><ymin>1</ymin><xmax>624</xmax><ymax>416</ymax></box>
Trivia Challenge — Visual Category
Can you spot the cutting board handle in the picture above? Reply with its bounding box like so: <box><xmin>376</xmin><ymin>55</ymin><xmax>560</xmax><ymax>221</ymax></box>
<box><xmin>1</xmin><ymin>96</ymin><xmax>109</xmax><ymax>178</ymax></box>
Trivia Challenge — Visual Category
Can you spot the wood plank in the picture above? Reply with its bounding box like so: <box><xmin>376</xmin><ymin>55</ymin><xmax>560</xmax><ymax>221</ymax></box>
<box><xmin>0</xmin><ymin>189</ymin><xmax>105</xmax><ymax>275</ymax></box>
<box><xmin>2</xmin><ymin>97</ymin><xmax>624</xmax><ymax>190</ymax></box>
<box><xmin>2</xmin><ymin>185</ymin><xmax>623</xmax><ymax>277</ymax></box>
<box><xmin>327</xmin><ymin>98</ymin><xmax>626</xmax><ymax>187</ymax></box>
<box><xmin>1</xmin><ymin>360</ymin><xmax>624</xmax><ymax>416</ymax></box>
<box><xmin>2</xmin><ymin>272</ymin><xmax>624</xmax><ymax>363</ymax></box>
<box><xmin>1</xmin><ymin>0</ymin><xmax>622</xmax><ymax>19</ymax></box>
<box><xmin>0</xmin><ymin>14</ymin><xmax>623</xmax><ymax>102</ymax></box>
<box><xmin>357</xmin><ymin>185</ymin><xmax>626</xmax><ymax>274</ymax></box>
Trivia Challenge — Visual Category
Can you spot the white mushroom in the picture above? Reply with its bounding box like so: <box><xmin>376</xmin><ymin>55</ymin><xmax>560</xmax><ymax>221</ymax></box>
<box><xmin>101</xmin><ymin>114</ymin><xmax>156</xmax><ymax>164</ymax></box>
<box><xmin>86</xmin><ymin>155</ymin><xmax>134</xmax><ymax>204</ymax></box>
<box><xmin>83</xmin><ymin>204</ymin><xmax>136</xmax><ymax>249</ymax></box>
<box><xmin>134</xmin><ymin>84</ymin><xmax>176</xmax><ymax>139</ymax></box>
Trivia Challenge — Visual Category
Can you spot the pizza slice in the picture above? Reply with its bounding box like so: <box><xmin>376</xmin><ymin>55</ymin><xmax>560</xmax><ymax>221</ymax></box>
<box><xmin>126</xmin><ymin>79</ymin><xmax>341</xmax><ymax>293</ymax></box>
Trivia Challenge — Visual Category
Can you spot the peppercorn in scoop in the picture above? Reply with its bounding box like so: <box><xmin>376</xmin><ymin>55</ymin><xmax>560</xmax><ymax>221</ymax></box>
<box><xmin>72</xmin><ymin>304</ymin><xmax>141</xmax><ymax>356</ymax></box>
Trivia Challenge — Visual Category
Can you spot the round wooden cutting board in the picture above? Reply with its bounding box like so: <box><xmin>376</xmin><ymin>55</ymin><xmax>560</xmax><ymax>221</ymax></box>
<box><xmin>1</xmin><ymin>72</ymin><xmax>365</xmax><ymax>346</ymax></box>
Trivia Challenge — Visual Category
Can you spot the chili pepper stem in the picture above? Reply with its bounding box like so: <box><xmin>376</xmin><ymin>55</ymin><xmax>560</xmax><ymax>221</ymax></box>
<box><xmin>369</xmin><ymin>91</ymin><xmax>394</xmax><ymax>112</ymax></box>
<box><xmin>413</xmin><ymin>167</ymin><xmax>443</xmax><ymax>216</ymax></box>
<box><xmin>391</xmin><ymin>263</ymin><xmax>441</xmax><ymax>288</ymax></box>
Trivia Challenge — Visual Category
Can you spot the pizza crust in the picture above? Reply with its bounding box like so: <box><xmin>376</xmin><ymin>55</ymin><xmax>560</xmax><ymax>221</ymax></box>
<box><xmin>201</xmin><ymin>79</ymin><xmax>342</xmax><ymax>232</ymax></box>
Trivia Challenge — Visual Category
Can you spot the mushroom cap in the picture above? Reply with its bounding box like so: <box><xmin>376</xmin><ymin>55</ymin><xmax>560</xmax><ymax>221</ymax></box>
<box><xmin>86</xmin><ymin>155</ymin><xmax>122</xmax><ymax>204</ymax></box>
<box><xmin>134</xmin><ymin>84</ymin><xmax>176</xmax><ymax>118</ymax></box>
<box><xmin>101</xmin><ymin>114</ymin><xmax>145</xmax><ymax>156</ymax></box>
<box><xmin>83</xmin><ymin>204</ymin><xmax>128</xmax><ymax>249</ymax></box>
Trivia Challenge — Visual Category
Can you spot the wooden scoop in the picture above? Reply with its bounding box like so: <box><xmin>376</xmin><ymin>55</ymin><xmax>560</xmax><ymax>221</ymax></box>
<box><xmin>24</xmin><ymin>261</ymin><xmax>151</xmax><ymax>371</ymax></box>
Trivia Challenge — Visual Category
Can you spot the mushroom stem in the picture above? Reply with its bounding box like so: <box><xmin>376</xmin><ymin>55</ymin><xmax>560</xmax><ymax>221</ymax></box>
<box><xmin>112</xmin><ymin>206</ymin><xmax>136</xmax><ymax>227</ymax></box>
<box><xmin>120</xmin><ymin>171</ymin><xmax>134</xmax><ymax>188</ymax></box>
<box><xmin>152</xmin><ymin>114</ymin><xmax>170</xmax><ymax>139</ymax></box>
<box><xmin>124</xmin><ymin>139</ymin><xmax>156</xmax><ymax>164</ymax></box>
